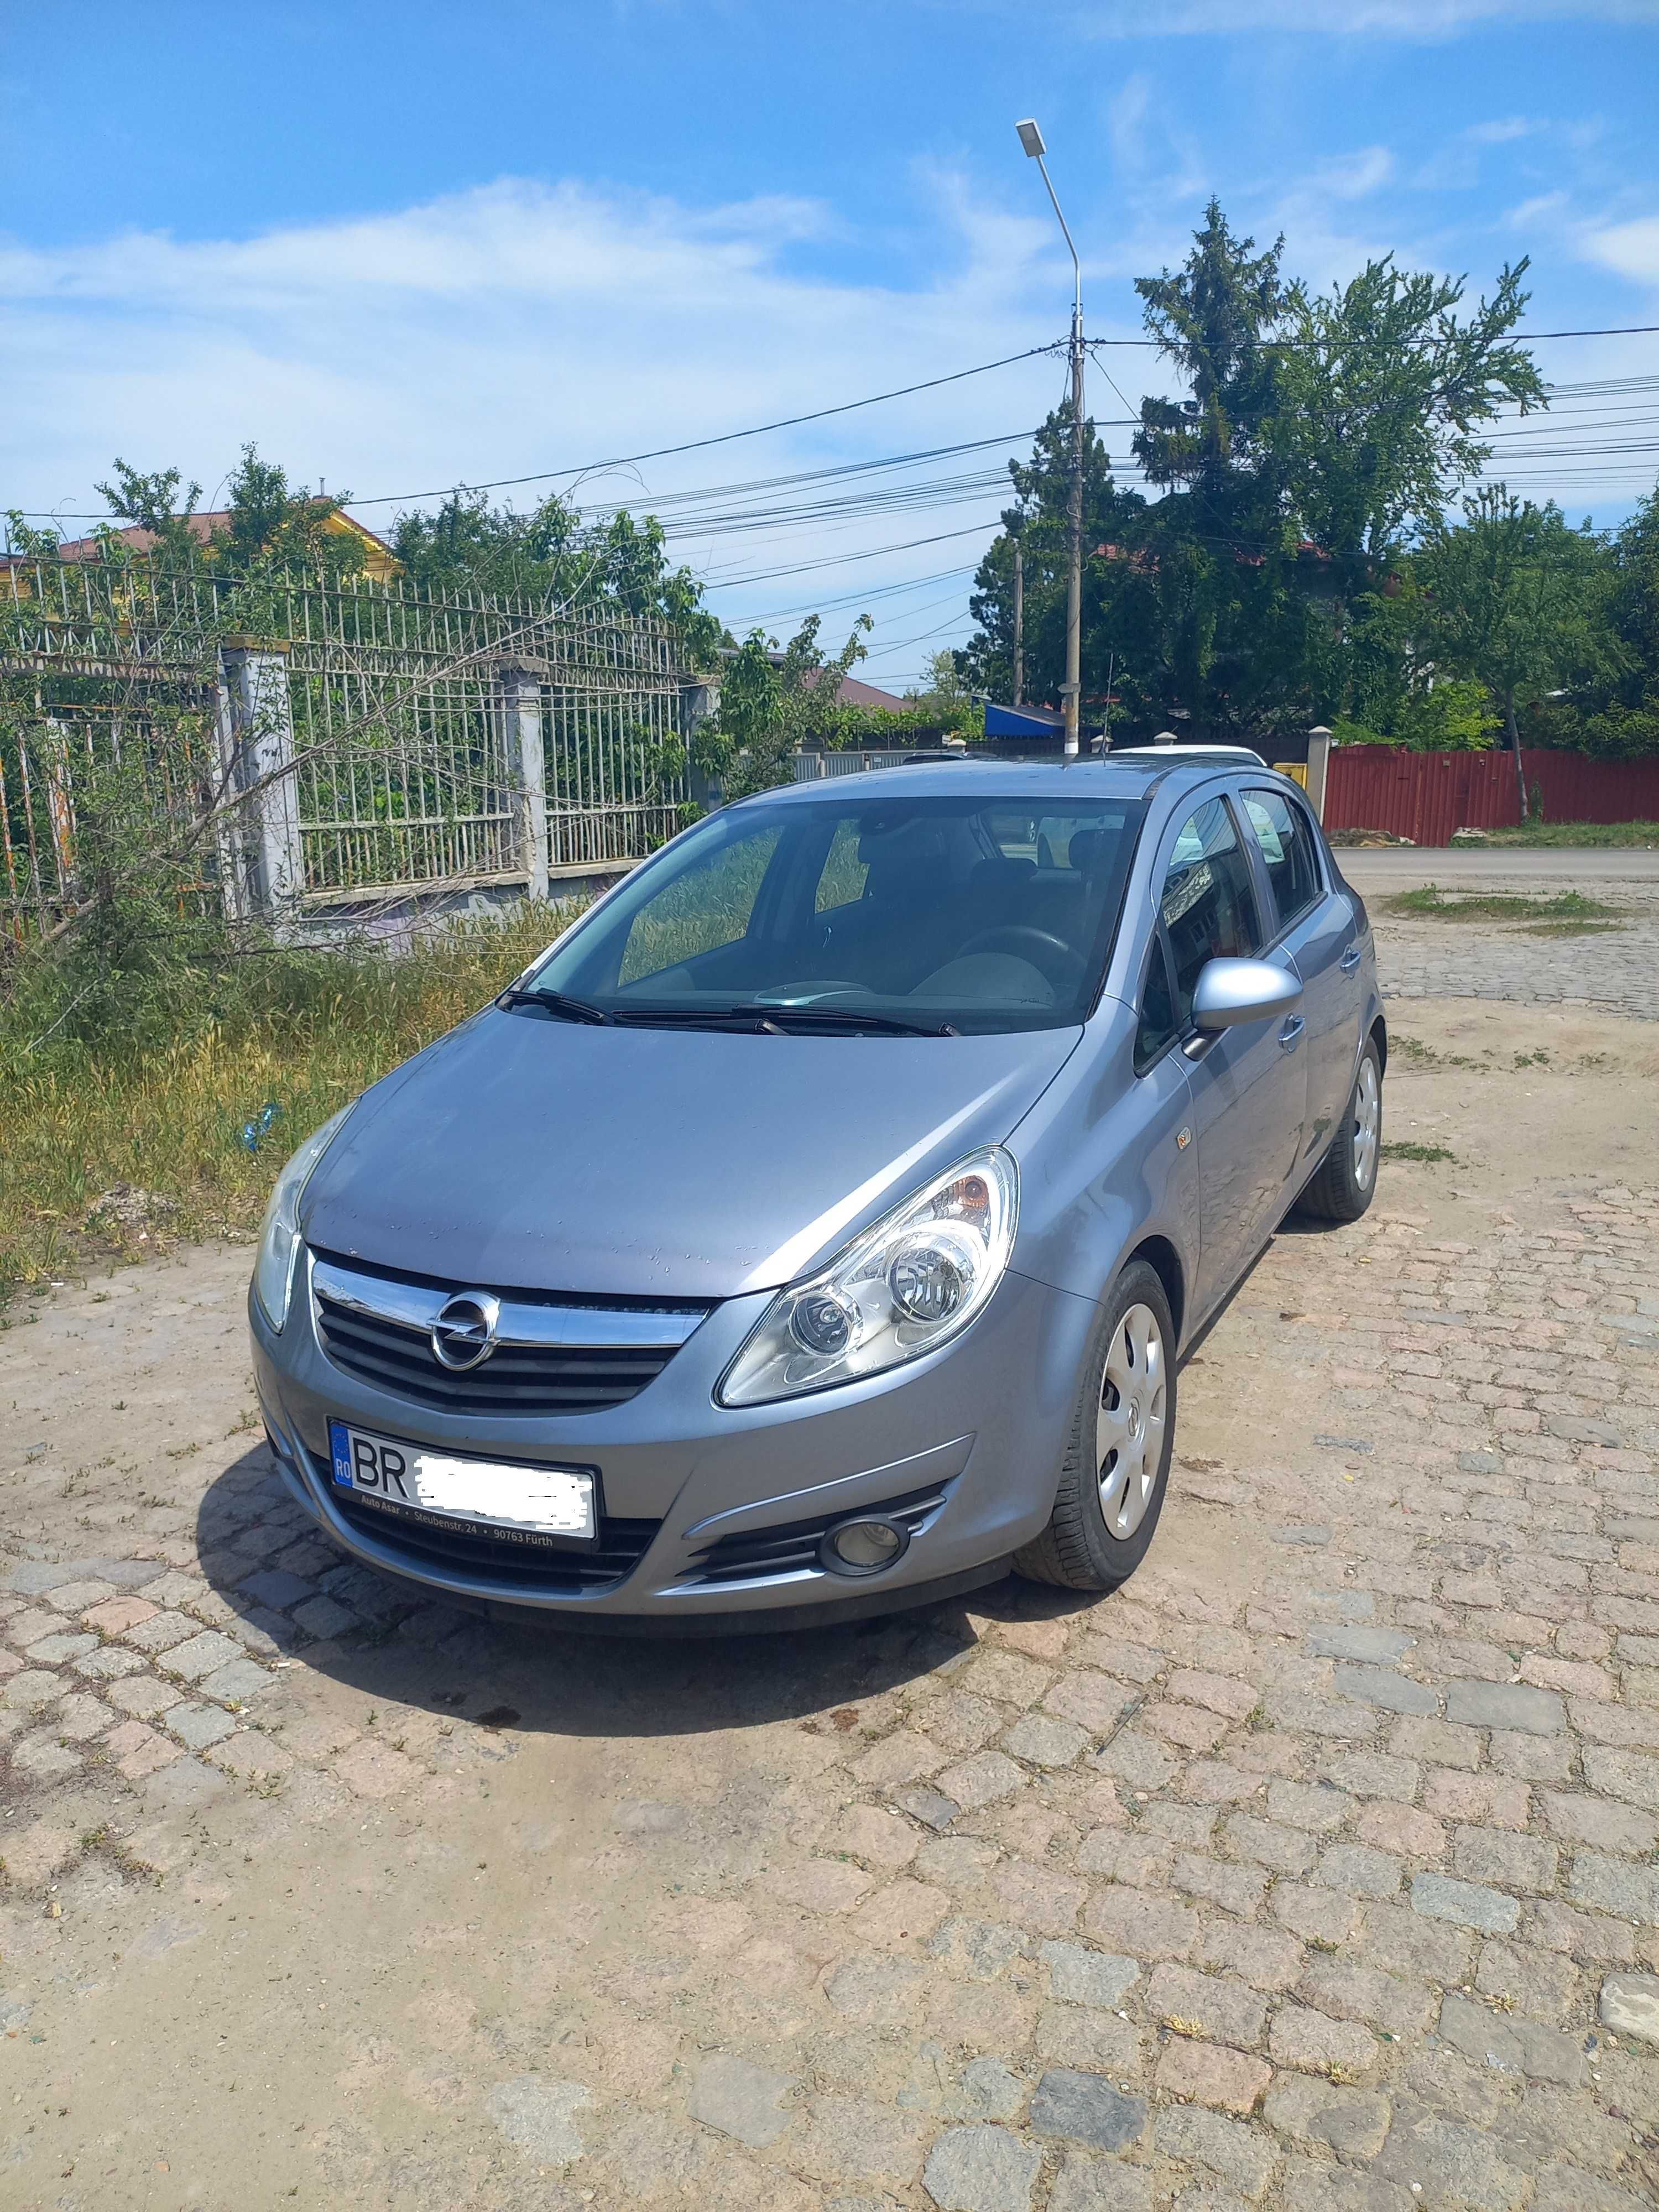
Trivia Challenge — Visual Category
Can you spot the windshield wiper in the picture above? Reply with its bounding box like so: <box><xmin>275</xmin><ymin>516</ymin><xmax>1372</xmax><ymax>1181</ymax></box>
<box><xmin>608</xmin><ymin>1001</ymin><xmax>956</xmax><ymax>1037</ymax></box>
<box><xmin>497</xmin><ymin>985</ymin><xmax>614</xmax><ymax>1025</ymax></box>
<box><xmin>750</xmin><ymin>1003</ymin><xmax>958</xmax><ymax>1037</ymax></box>
<box><xmin>504</xmin><ymin>994</ymin><xmax>957</xmax><ymax>1037</ymax></box>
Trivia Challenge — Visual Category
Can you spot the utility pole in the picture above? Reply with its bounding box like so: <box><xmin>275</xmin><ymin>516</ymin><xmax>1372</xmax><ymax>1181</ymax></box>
<box><xmin>1017</xmin><ymin>118</ymin><xmax>1083</xmax><ymax>759</ymax></box>
<box><xmin>1011</xmin><ymin>532</ymin><xmax>1025</xmax><ymax>706</ymax></box>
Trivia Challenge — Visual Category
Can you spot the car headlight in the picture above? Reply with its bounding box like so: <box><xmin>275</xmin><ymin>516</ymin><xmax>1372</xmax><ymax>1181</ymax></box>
<box><xmin>253</xmin><ymin>1105</ymin><xmax>356</xmax><ymax>1331</ymax></box>
<box><xmin>718</xmin><ymin>1147</ymin><xmax>1018</xmax><ymax>1407</ymax></box>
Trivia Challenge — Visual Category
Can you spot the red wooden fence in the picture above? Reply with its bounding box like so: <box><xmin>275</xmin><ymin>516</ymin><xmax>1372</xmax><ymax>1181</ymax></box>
<box><xmin>1324</xmin><ymin>747</ymin><xmax>1659</xmax><ymax>846</ymax></box>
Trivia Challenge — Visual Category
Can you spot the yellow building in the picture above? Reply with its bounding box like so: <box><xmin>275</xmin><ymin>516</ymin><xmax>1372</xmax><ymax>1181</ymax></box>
<box><xmin>35</xmin><ymin>506</ymin><xmax>401</xmax><ymax>581</ymax></box>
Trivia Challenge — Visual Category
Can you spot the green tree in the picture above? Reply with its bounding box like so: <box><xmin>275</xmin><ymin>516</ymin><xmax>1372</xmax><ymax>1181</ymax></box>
<box><xmin>3</xmin><ymin>512</ymin><xmax>65</xmax><ymax>560</ymax></box>
<box><xmin>1417</xmin><ymin>488</ymin><xmax>1610</xmax><ymax>812</ymax></box>
<box><xmin>391</xmin><ymin>489</ymin><xmax>721</xmax><ymax>666</ymax></box>
<box><xmin>957</xmin><ymin>405</ymin><xmax>1157</xmax><ymax>722</ymax></box>
<box><xmin>1524</xmin><ymin>483</ymin><xmax>1659</xmax><ymax>759</ymax></box>
<box><xmin>1133</xmin><ymin>198</ymin><xmax>1289</xmax><ymax>504</ymax></box>
<box><xmin>213</xmin><ymin>445</ymin><xmax>364</xmax><ymax>576</ymax></box>
<box><xmin>696</xmin><ymin>615</ymin><xmax>874</xmax><ymax>799</ymax></box>
<box><xmin>905</xmin><ymin>649</ymin><xmax>982</xmax><ymax>735</ymax></box>
<box><xmin>93</xmin><ymin>460</ymin><xmax>204</xmax><ymax>565</ymax></box>
<box><xmin>959</xmin><ymin>202</ymin><xmax>1551</xmax><ymax>749</ymax></box>
<box><xmin>1270</xmin><ymin>258</ymin><xmax>1543</xmax><ymax>558</ymax></box>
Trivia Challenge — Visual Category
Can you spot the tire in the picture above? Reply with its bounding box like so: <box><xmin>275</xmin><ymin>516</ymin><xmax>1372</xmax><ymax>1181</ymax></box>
<box><xmin>1014</xmin><ymin>1259</ymin><xmax>1176</xmax><ymax>1593</ymax></box>
<box><xmin>1297</xmin><ymin>1035</ymin><xmax>1383</xmax><ymax>1224</ymax></box>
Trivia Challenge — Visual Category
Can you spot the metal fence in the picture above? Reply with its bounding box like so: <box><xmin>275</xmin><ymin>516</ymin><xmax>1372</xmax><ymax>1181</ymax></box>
<box><xmin>546</xmin><ymin>676</ymin><xmax>686</xmax><ymax>870</ymax></box>
<box><xmin>791</xmin><ymin>749</ymin><xmax>916</xmax><ymax>781</ymax></box>
<box><xmin>0</xmin><ymin>556</ymin><xmax>693</xmax><ymax>937</ymax></box>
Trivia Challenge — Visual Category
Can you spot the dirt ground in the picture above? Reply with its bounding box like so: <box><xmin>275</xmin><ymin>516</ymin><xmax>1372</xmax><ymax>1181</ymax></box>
<box><xmin>3</xmin><ymin>986</ymin><xmax>1658</xmax><ymax>2212</ymax></box>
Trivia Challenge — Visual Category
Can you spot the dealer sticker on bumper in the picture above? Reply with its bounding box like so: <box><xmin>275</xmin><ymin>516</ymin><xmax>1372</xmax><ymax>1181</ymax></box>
<box><xmin>327</xmin><ymin>1420</ymin><xmax>597</xmax><ymax>1542</ymax></box>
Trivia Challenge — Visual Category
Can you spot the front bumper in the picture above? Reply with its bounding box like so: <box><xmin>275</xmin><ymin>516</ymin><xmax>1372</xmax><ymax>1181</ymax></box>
<box><xmin>250</xmin><ymin>1250</ymin><xmax>1095</xmax><ymax>1624</ymax></box>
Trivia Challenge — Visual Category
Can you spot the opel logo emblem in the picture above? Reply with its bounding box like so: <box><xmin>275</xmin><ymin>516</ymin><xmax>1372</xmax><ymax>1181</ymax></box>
<box><xmin>431</xmin><ymin>1292</ymin><xmax>501</xmax><ymax>1371</ymax></box>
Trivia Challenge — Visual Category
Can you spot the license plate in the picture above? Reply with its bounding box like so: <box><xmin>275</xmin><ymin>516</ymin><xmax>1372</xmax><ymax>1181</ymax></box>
<box><xmin>327</xmin><ymin>1421</ymin><xmax>597</xmax><ymax>1543</ymax></box>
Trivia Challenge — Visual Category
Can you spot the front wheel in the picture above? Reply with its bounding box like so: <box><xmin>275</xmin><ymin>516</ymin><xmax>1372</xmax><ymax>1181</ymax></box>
<box><xmin>1297</xmin><ymin>1036</ymin><xmax>1383</xmax><ymax>1224</ymax></box>
<box><xmin>1015</xmin><ymin>1260</ymin><xmax>1176</xmax><ymax>1593</ymax></box>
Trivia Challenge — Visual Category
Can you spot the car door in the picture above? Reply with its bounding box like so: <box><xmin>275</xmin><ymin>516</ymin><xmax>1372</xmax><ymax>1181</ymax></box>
<box><xmin>1158</xmin><ymin>792</ymin><xmax>1308</xmax><ymax>1320</ymax></box>
<box><xmin>1239</xmin><ymin>786</ymin><xmax>1362</xmax><ymax>1172</ymax></box>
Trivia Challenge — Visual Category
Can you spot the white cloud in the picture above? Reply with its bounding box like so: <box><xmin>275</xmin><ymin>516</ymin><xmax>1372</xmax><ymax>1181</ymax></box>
<box><xmin>1465</xmin><ymin>116</ymin><xmax>1539</xmax><ymax>144</ymax></box>
<box><xmin>1108</xmin><ymin>73</ymin><xmax>1154</xmax><ymax>171</ymax></box>
<box><xmin>1584</xmin><ymin>213</ymin><xmax>1659</xmax><ymax>283</ymax></box>
<box><xmin>0</xmin><ymin>175</ymin><xmax>1091</xmax><ymax>650</ymax></box>
<box><xmin>1308</xmin><ymin>147</ymin><xmax>1396</xmax><ymax>200</ymax></box>
<box><xmin>1072</xmin><ymin>0</ymin><xmax>1659</xmax><ymax>32</ymax></box>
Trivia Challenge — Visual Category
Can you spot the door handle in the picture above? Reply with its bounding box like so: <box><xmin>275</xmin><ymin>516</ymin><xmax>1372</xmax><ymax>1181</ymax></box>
<box><xmin>1339</xmin><ymin>946</ymin><xmax>1362</xmax><ymax>973</ymax></box>
<box><xmin>1278</xmin><ymin>1016</ymin><xmax>1306</xmax><ymax>1051</ymax></box>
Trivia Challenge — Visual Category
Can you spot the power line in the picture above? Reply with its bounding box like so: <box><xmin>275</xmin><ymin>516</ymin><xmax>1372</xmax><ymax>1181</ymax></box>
<box><xmin>1084</xmin><ymin>322</ymin><xmax>1659</xmax><ymax>349</ymax></box>
<box><xmin>331</xmin><ymin>347</ymin><xmax>1059</xmax><ymax>513</ymax></box>
<box><xmin>700</xmin><ymin>523</ymin><xmax>1004</xmax><ymax>592</ymax></box>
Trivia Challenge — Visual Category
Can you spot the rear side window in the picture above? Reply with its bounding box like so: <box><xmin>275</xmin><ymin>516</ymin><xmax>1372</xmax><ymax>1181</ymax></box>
<box><xmin>1160</xmin><ymin>798</ymin><xmax>1263</xmax><ymax>1025</ymax></box>
<box><xmin>1243</xmin><ymin>789</ymin><xmax>1321</xmax><ymax>932</ymax></box>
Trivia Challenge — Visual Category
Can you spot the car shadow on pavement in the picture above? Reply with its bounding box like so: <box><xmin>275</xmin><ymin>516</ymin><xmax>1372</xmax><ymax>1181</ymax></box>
<box><xmin>196</xmin><ymin>1450</ymin><xmax>1103</xmax><ymax>1741</ymax></box>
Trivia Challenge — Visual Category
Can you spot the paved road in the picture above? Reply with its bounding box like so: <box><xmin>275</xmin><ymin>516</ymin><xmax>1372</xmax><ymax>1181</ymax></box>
<box><xmin>1347</xmin><ymin>853</ymin><xmax>1659</xmax><ymax>1021</ymax></box>
<box><xmin>3</xmin><ymin>1098</ymin><xmax>1658</xmax><ymax>2204</ymax></box>
<box><xmin>3</xmin><ymin>905</ymin><xmax>1658</xmax><ymax>2211</ymax></box>
<box><xmin>1342</xmin><ymin>848</ymin><xmax>1659</xmax><ymax>891</ymax></box>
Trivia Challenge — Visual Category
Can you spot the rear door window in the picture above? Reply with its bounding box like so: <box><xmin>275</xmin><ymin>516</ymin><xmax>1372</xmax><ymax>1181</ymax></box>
<box><xmin>1160</xmin><ymin>797</ymin><xmax>1264</xmax><ymax>1025</ymax></box>
<box><xmin>1242</xmin><ymin>789</ymin><xmax>1322</xmax><ymax>934</ymax></box>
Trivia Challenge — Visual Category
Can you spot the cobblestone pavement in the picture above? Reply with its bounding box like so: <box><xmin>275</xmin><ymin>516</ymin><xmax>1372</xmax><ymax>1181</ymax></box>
<box><xmin>1371</xmin><ymin>884</ymin><xmax>1659</xmax><ymax>1020</ymax></box>
<box><xmin>3</xmin><ymin>1041</ymin><xmax>1658</xmax><ymax>2206</ymax></box>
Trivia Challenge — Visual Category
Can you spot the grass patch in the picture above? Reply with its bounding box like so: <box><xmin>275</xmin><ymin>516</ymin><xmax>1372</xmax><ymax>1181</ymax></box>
<box><xmin>1481</xmin><ymin>820</ymin><xmax>1659</xmax><ymax>849</ymax></box>
<box><xmin>1383</xmin><ymin>1140</ymin><xmax>1457</xmax><ymax>1164</ymax></box>
<box><xmin>0</xmin><ymin>901</ymin><xmax>577</xmax><ymax>1296</ymax></box>
<box><xmin>1389</xmin><ymin>884</ymin><xmax>1622</xmax><ymax>925</ymax></box>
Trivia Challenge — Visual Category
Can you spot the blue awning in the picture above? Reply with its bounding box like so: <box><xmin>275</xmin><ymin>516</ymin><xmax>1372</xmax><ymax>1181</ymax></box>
<box><xmin>983</xmin><ymin>702</ymin><xmax>1067</xmax><ymax>740</ymax></box>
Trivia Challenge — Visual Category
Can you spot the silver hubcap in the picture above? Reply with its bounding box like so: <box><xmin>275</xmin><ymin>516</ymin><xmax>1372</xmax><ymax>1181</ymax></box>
<box><xmin>1097</xmin><ymin>1302</ymin><xmax>1167</xmax><ymax>1541</ymax></box>
<box><xmin>1352</xmin><ymin>1056</ymin><xmax>1381</xmax><ymax>1190</ymax></box>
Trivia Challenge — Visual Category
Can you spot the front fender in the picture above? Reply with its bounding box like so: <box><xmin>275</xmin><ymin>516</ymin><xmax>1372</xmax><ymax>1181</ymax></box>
<box><xmin>1006</xmin><ymin>999</ymin><xmax>1201</xmax><ymax>1347</ymax></box>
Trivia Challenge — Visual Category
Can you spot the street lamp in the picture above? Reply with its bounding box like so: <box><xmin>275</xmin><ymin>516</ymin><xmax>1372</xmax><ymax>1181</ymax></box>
<box><xmin>1016</xmin><ymin>117</ymin><xmax>1084</xmax><ymax>759</ymax></box>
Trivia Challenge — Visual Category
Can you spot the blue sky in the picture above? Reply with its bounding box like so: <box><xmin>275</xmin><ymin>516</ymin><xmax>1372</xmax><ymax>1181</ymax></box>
<box><xmin>4</xmin><ymin>0</ymin><xmax>1658</xmax><ymax>682</ymax></box>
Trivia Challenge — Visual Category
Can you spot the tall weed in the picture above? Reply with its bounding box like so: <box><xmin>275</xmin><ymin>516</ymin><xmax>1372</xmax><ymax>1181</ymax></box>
<box><xmin>0</xmin><ymin>901</ymin><xmax>578</xmax><ymax>1292</ymax></box>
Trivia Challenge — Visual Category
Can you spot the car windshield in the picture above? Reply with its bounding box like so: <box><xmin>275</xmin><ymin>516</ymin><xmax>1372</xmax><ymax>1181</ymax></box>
<box><xmin>523</xmin><ymin>789</ymin><xmax>1146</xmax><ymax>1035</ymax></box>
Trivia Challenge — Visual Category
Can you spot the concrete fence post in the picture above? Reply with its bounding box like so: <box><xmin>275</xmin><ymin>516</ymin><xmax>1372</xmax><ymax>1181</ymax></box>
<box><xmin>214</xmin><ymin>638</ymin><xmax>304</xmax><ymax>928</ymax></box>
<box><xmin>681</xmin><ymin>676</ymin><xmax>724</xmax><ymax>812</ymax></box>
<box><xmin>500</xmin><ymin>667</ymin><xmax>549</xmax><ymax>904</ymax></box>
<box><xmin>1305</xmin><ymin>726</ymin><xmax>1333</xmax><ymax>823</ymax></box>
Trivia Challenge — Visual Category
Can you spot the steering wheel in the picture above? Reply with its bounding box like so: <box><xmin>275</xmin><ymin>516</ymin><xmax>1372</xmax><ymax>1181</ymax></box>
<box><xmin>956</xmin><ymin>926</ymin><xmax>1083</xmax><ymax>992</ymax></box>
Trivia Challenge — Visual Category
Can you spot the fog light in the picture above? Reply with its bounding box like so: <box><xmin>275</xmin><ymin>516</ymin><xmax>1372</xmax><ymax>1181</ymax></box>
<box><xmin>821</xmin><ymin>1516</ymin><xmax>910</xmax><ymax>1578</ymax></box>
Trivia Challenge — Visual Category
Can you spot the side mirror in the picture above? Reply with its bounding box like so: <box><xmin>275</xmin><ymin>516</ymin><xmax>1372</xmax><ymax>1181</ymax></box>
<box><xmin>1191</xmin><ymin>957</ymin><xmax>1303</xmax><ymax>1034</ymax></box>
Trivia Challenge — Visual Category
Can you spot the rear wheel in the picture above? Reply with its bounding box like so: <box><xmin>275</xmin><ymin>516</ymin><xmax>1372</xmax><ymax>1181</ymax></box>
<box><xmin>1015</xmin><ymin>1260</ymin><xmax>1176</xmax><ymax>1593</ymax></box>
<box><xmin>1297</xmin><ymin>1036</ymin><xmax>1383</xmax><ymax>1223</ymax></box>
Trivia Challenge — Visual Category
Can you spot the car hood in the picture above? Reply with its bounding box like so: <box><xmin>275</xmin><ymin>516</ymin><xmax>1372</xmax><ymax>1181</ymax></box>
<box><xmin>300</xmin><ymin>1007</ymin><xmax>1080</xmax><ymax>1301</ymax></box>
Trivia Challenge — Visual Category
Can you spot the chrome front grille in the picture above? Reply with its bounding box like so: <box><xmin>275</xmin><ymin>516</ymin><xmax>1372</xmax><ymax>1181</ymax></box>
<box><xmin>310</xmin><ymin>1252</ymin><xmax>708</xmax><ymax>1417</ymax></box>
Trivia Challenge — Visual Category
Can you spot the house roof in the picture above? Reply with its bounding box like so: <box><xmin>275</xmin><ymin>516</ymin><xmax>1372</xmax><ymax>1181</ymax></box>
<box><xmin>824</xmin><ymin>672</ymin><xmax>912</xmax><ymax>712</ymax></box>
<box><xmin>48</xmin><ymin>507</ymin><xmax>401</xmax><ymax>580</ymax></box>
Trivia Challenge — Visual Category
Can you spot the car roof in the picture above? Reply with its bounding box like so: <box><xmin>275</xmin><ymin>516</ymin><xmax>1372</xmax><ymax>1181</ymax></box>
<box><xmin>748</xmin><ymin>754</ymin><xmax>1285</xmax><ymax>807</ymax></box>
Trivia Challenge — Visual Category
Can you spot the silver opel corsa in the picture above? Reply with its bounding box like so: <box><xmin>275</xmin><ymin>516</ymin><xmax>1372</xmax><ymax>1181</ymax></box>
<box><xmin>251</xmin><ymin>754</ymin><xmax>1383</xmax><ymax>1629</ymax></box>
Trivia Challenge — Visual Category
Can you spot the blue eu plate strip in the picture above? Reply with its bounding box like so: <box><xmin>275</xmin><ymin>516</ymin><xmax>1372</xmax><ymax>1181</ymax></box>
<box><xmin>328</xmin><ymin>1421</ymin><xmax>354</xmax><ymax>1488</ymax></box>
